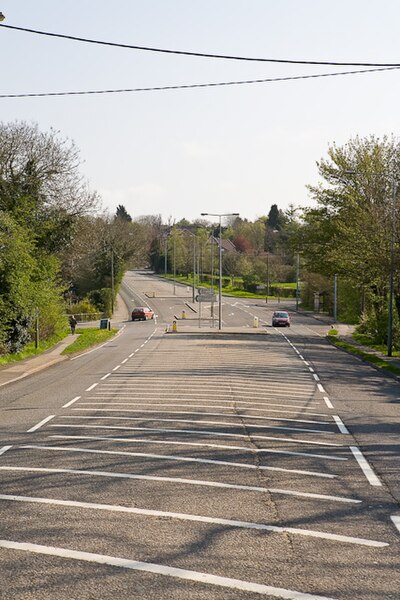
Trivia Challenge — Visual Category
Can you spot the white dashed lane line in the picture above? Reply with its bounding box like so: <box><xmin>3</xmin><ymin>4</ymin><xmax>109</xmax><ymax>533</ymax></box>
<box><xmin>0</xmin><ymin>494</ymin><xmax>387</xmax><ymax>547</ymax></box>
<box><xmin>100</xmin><ymin>373</ymin><xmax>111</xmax><ymax>380</ymax></box>
<box><xmin>350</xmin><ymin>447</ymin><xmax>382</xmax><ymax>487</ymax></box>
<box><xmin>0</xmin><ymin>540</ymin><xmax>339</xmax><ymax>600</ymax></box>
<box><xmin>26</xmin><ymin>415</ymin><xmax>55</xmax><ymax>433</ymax></box>
<box><xmin>85</xmin><ymin>383</ymin><xmax>98</xmax><ymax>392</ymax></box>
<box><xmin>391</xmin><ymin>515</ymin><xmax>400</xmax><ymax>534</ymax></box>
<box><xmin>0</xmin><ymin>446</ymin><xmax>12</xmax><ymax>456</ymax></box>
<box><xmin>62</xmin><ymin>396</ymin><xmax>81</xmax><ymax>409</ymax></box>
<box><xmin>333</xmin><ymin>415</ymin><xmax>350</xmax><ymax>435</ymax></box>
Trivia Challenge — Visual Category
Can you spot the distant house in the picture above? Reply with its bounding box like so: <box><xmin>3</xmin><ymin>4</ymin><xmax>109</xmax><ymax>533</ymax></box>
<box><xmin>207</xmin><ymin>235</ymin><xmax>237</xmax><ymax>253</ymax></box>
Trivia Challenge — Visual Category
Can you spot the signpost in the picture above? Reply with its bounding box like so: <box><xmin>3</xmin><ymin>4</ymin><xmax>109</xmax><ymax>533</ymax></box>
<box><xmin>196</xmin><ymin>288</ymin><xmax>216</xmax><ymax>327</ymax></box>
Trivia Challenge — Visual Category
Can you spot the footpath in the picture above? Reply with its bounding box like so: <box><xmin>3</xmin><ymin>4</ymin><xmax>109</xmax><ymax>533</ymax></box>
<box><xmin>0</xmin><ymin>294</ymin><xmax>130</xmax><ymax>388</ymax></box>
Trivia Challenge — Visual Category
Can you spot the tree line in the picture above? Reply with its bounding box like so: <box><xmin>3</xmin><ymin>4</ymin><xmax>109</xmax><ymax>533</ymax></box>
<box><xmin>1</xmin><ymin>121</ymin><xmax>399</xmax><ymax>355</ymax></box>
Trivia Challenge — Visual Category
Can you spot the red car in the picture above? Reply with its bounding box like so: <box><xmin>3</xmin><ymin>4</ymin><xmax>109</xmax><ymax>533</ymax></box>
<box><xmin>131</xmin><ymin>307</ymin><xmax>154</xmax><ymax>321</ymax></box>
<box><xmin>272</xmin><ymin>311</ymin><xmax>290</xmax><ymax>327</ymax></box>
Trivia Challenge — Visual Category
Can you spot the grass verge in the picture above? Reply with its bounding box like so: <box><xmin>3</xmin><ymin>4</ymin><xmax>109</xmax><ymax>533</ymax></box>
<box><xmin>327</xmin><ymin>335</ymin><xmax>400</xmax><ymax>376</ymax></box>
<box><xmin>62</xmin><ymin>327</ymin><xmax>118</xmax><ymax>355</ymax></box>
<box><xmin>0</xmin><ymin>329</ymin><xmax>70</xmax><ymax>366</ymax></box>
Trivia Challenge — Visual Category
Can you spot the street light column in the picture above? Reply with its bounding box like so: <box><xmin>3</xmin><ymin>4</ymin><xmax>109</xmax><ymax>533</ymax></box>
<box><xmin>388</xmin><ymin>176</ymin><xmax>397</xmax><ymax>356</ymax></box>
<box><xmin>218</xmin><ymin>216</ymin><xmax>223</xmax><ymax>330</ymax></box>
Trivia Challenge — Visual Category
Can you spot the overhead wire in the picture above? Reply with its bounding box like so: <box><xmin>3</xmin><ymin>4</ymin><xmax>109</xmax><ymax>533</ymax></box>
<box><xmin>1</xmin><ymin>23</ymin><xmax>400</xmax><ymax>67</ymax></box>
<box><xmin>0</xmin><ymin>66</ymin><xmax>399</xmax><ymax>99</ymax></box>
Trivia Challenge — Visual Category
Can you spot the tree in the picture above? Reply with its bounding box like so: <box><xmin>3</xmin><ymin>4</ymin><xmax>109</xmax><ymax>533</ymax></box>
<box><xmin>300</xmin><ymin>135</ymin><xmax>400</xmax><ymax>345</ymax></box>
<box><xmin>115</xmin><ymin>205</ymin><xmax>132</xmax><ymax>222</ymax></box>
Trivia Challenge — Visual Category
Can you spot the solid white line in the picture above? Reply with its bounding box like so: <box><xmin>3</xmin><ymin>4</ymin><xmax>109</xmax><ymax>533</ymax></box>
<box><xmin>62</xmin><ymin>396</ymin><xmax>81</xmax><ymax>409</ymax></box>
<box><xmin>0</xmin><ymin>540</ymin><xmax>338</xmax><ymax>599</ymax></box>
<box><xmin>27</xmin><ymin>415</ymin><xmax>55</xmax><ymax>433</ymax></box>
<box><xmin>0</xmin><ymin>446</ymin><xmax>12</xmax><ymax>456</ymax></box>
<box><xmin>0</xmin><ymin>495</ymin><xmax>385</xmax><ymax>547</ymax></box>
<box><xmin>333</xmin><ymin>416</ymin><xmax>350</xmax><ymax>435</ymax></box>
<box><xmin>22</xmin><ymin>444</ymin><xmax>336</xmax><ymax>479</ymax></box>
<box><xmin>0</xmin><ymin>467</ymin><xmax>359</xmax><ymax>503</ymax></box>
<box><xmin>100</xmin><ymin>373</ymin><xmax>111</xmax><ymax>380</ymax></box>
<box><xmin>324</xmin><ymin>397</ymin><xmax>334</xmax><ymax>409</ymax></box>
<box><xmin>317</xmin><ymin>384</ymin><xmax>326</xmax><ymax>393</ymax></box>
<box><xmin>50</xmin><ymin>434</ymin><xmax>346</xmax><ymax>463</ymax></box>
<box><xmin>350</xmin><ymin>447</ymin><xmax>382</xmax><ymax>487</ymax></box>
<box><xmin>80</xmin><ymin>402</ymin><xmax>329</xmax><ymax>417</ymax></box>
<box><xmin>391</xmin><ymin>515</ymin><xmax>400</xmax><ymax>534</ymax></box>
<box><xmin>71</xmin><ymin>408</ymin><xmax>331</xmax><ymax>426</ymax></box>
<box><xmin>56</xmin><ymin>420</ymin><xmax>341</xmax><ymax>446</ymax></box>
<box><xmin>85</xmin><ymin>383</ymin><xmax>98</xmax><ymax>392</ymax></box>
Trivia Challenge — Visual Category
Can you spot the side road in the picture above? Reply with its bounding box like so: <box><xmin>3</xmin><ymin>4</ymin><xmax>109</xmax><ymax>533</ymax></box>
<box><xmin>0</xmin><ymin>294</ymin><xmax>130</xmax><ymax>388</ymax></box>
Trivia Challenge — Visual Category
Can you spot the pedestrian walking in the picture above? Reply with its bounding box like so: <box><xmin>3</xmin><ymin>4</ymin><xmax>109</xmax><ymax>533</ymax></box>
<box><xmin>69</xmin><ymin>315</ymin><xmax>77</xmax><ymax>334</ymax></box>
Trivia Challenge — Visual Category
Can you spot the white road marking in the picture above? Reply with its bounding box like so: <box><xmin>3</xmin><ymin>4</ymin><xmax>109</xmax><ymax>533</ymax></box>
<box><xmin>0</xmin><ymin>540</ymin><xmax>338</xmax><ymax>599</ymax></box>
<box><xmin>0</xmin><ymin>467</ymin><xmax>359</xmax><ymax>503</ymax></box>
<box><xmin>121</xmin><ymin>358</ymin><xmax>128</xmax><ymax>364</ymax></box>
<box><xmin>324</xmin><ymin>397</ymin><xmax>334</xmax><ymax>409</ymax></box>
<box><xmin>112</xmin><ymin>365</ymin><xmax>121</xmax><ymax>371</ymax></box>
<box><xmin>50</xmin><ymin>434</ymin><xmax>346</xmax><ymax>462</ymax></box>
<box><xmin>0</xmin><ymin>446</ymin><xmax>12</xmax><ymax>456</ymax></box>
<box><xmin>22</xmin><ymin>444</ymin><xmax>336</xmax><ymax>478</ymax></box>
<box><xmin>55</xmin><ymin>420</ymin><xmax>342</xmax><ymax>447</ymax></box>
<box><xmin>308</xmin><ymin>367</ymin><xmax>314</xmax><ymax>372</ymax></box>
<box><xmin>333</xmin><ymin>416</ymin><xmax>350</xmax><ymax>435</ymax></box>
<box><xmin>350</xmin><ymin>447</ymin><xmax>382</xmax><ymax>486</ymax></box>
<box><xmin>391</xmin><ymin>515</ymin><xmax>400</xmax><ymax>534</ymax></box>
<box><xmin>81</xmin><ymin>402</ymin><xmax>329</xmax><ymax>417</ymax></box>
<box><xmin>27</xmin><ymin>415</ymin><xmax>55</xmax><ymax>433</ymax></box>
<box><xmin>85</xmin><ymin>383</ymin><xmax>98</xmax><ymax>392</ymax></box>
<box><xmin>128</xmin><ymin>353</ymin><xmax>134</xmax><ymax>358</ymax></box>
<box><xmin>313</xmin><ymin>374</ymin><xmax>320</xmax><ymax>382</ymax></box>
<box><xmin>100</xmin><ymin>373</ymin><xmax>111</xmax><ymax>380</ymax></box>
<box><xmin>72</xmin><ymin>408</ymin><xmax>332</xmax><ymax>427</ymax></box>
<box><xmin>62</xmin><ymin>396</ymin><xmax>81</xmax><ymax>409</ymax></box>
<box><xmin>317</xmin><ymin>383</ymin><xmax>326</xmax><ymax>393</ymax></box>
<box><xmin>0</xmin><ymin>494</ymin><xmax>386</xmax><ymax>547</ymax></box>
<box><xmin>299</xmin><ymin>355</ymin><xmax>304</xmax><ymax>360</ymax></box>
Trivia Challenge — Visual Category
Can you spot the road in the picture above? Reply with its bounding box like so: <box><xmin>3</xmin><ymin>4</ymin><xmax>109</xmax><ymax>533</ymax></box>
<box><xmin>1</xmin><ymin>271</ymin><xmax>399</xmax><ymax>599</ymax></box>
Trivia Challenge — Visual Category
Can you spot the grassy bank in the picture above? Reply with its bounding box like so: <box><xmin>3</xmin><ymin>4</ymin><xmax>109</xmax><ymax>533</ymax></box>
<box><xmin>62</xmin><ymin>327</ymin><xmax>118</xmax><ymax>355</ymax></box>
<box><xmin>0</xmin><ymin>329</ymin><xmax>70</xmax><ymax>365</ymax></box>
<box><xmin>327</xmin><ymin>332</ymin><xmax>400</xmax><ymax>376</ymax></box>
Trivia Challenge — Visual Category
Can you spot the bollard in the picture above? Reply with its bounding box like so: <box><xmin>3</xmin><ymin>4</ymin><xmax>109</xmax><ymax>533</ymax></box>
<box><xmin>181</xmin><ymin>310</ymin><xmax>186</xmax><ymax>319</ymax></box>
<box><xmin>253</xmin><ymin>316</ymin><xmax>259</xmax><ymax>328</ymax></box>
<box><xmin>265</xmin><ymin>296</ymin><xmax>268</xmax><ymax>304</ymax></box>
<box><xmin>172</xmin><ymin>320</ymin><xmax>177</xmax><ymax>332</ymax></box>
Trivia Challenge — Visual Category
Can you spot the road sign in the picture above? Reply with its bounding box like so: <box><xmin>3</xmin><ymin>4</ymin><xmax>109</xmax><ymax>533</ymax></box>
<box><xmin>195</xmin><ymin>294</ymin><xmax>216</xmax><ymax>302</ymax></box>
<box><xmin>198</xmin><ymin>288</ymin><xmax>215</xmax><ymax>295</ymax></box>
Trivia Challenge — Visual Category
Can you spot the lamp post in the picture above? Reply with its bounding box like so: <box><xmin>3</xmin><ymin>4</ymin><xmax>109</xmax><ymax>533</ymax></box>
<box><xmin>201</xmin><ymin>212</ymin><xmax>239</xmax><ymax>330</ymax></box>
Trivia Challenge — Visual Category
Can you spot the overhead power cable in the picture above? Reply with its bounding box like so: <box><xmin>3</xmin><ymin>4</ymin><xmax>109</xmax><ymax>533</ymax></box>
<box><xmin>0</xmin><ymin>66</ymin><xmax>398</xmax><ymax>99</ymax></box>
<box><xmin>1</xmin><ymin>23</ymin><xmax>400</xmax><ymax>67</ymax></box>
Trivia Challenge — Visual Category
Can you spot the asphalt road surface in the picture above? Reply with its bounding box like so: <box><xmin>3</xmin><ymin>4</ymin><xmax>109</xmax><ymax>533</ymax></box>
<box><xmin>1</xmin><ymin>271</ymin><xmax>399</xmax><ymax>599</ymax></box>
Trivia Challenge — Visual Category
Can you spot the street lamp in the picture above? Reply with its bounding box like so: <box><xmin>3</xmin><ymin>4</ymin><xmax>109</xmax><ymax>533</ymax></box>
<box><xmin>201</xmin><ymin>212</ymin><xmax>239</xmax><ymax>330</ymax></box>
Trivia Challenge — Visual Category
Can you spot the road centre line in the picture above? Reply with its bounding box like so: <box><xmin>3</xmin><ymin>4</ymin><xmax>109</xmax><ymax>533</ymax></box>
<box><xmin>80</xmin><ymin>403</ymin><xmax>331</xmax><ymax>418</ymax></box>
<box><xmin>317</xmin><ymin>383</ymin><xmax>326</xmax><ymax>393</ymax></box>
<box><xmin>121</xmin><ymin>358</ymin><xmax>128</xmax><ymax>364</ymax></box>
<box><xmin>112</xmin><ymin>365</ymin><xmax>121</xmax><ymax>371</ymax></box>
<box><xmin>0</xmin><ymin>494</ymin><xmax>385</xmax><ymax>547</ymax></box>
<box><xmin>27</xmin><ymin>415</ymin><xmax>55</xmax><ymax>433</ymax></box>
<box><xmin>66</xmin><ymin>413</ymin><xmax>335</xmax><ymax>435</ymax></box>
<box><xmin>53</xmin><ymin>422</ymin><xmax>343</xmax><ymax>447</ymax></box>
<box><xmin>128</xmin><ymin>353</ymin><xmax>134</xmax><ymax>358</ymax></box>
<box><xmin>51</xmin><ymin>434</ymin><xmax>346</xmax><ymax>463</ymax></box>
<box><xmin>313</xmin><ymin>374</ymin><xmax>320</xmax><ymax>382</ymax></box>
<box><xmin>20</xmin><ymin>445</ymin><xmax>337</xmax><ymax>478</ymax></box>
<box><xmin>391</xmin><ymin>515</ymin><xmax>400</xmax><ymax>534</ymax></box>
<box><xmin>0</xmin><ymin>540</ymin><xmax>338</xmax><ymax>600</ymax></box>
<box><xmin>100</xmin><ymin>373</ymin><xmax>111</xmax><ymax>380</ymax></box>
<box><xmin>324</xmin><ymin>397</ymin><xmax>334</xmax><ymax>409</ymax></box>
<box><xmin>0</xmin><ymin>446</ymin><xmax>12</xmax><ymax>456</ymax></box>
<box><xmin>350</xmin><ymin>446</ymin><xmax>382</xmax><ymax>487</ymax></box>
<box><xmin>62</xmin><ymin>396</ymin><xmax>81</xmax><ymax>409</ymax></box>
<box><xmin>85</xmin><ymin>383</ymin><xmax>98</xmax><ymax>392</ymax></box>
<box><xmin>0</xmin><ymin>466</ymin><xmax>359</xmax><ymax>503</ymax></box>
<box><xmin>333</xmin><ymin>416</ymin><xmax>350</xmax><ymax>435</ymax></box>
<box><xmin>72</xmin><ymin>408</ymin><xmax>331</xmax><ymax>426</ymax></box>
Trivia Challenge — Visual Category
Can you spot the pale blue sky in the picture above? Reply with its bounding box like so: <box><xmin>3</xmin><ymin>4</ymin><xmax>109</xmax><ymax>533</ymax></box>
<box><xmin>1</xmin><ymin>1</ymin><xmax>399</xmax><ymax>222</ymax></box>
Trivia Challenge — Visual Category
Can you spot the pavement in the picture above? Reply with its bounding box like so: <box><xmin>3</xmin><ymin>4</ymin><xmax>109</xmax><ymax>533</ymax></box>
<box><xmin>0</xmin><ymin>294</ymin><xmax>130</xmax><ymax>388</ymax></box>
